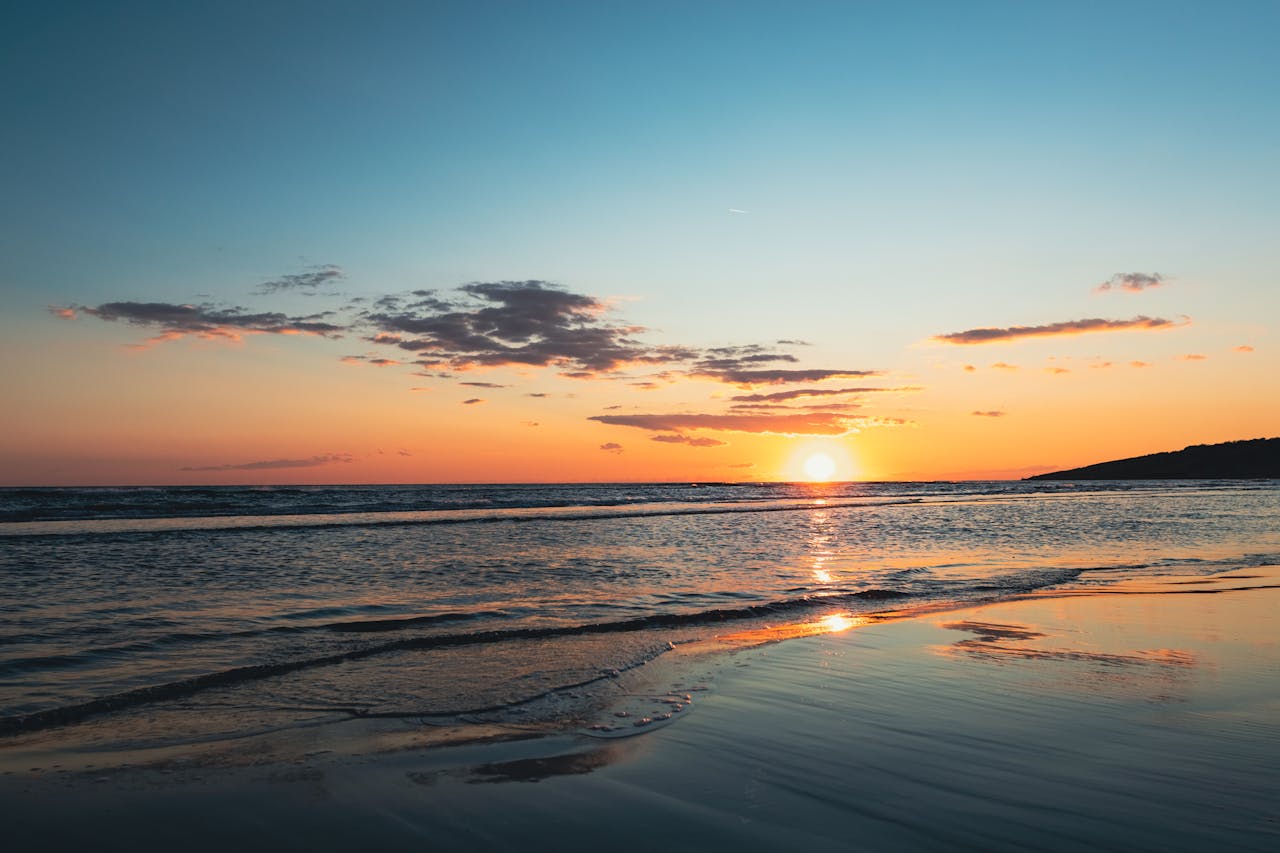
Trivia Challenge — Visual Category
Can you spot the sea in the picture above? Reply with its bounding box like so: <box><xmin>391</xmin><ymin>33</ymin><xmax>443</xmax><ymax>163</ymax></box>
<box><xmin>2</xmin><ymin>480</ymin><xmax>1277</xmax><ymax>747</ymax></box>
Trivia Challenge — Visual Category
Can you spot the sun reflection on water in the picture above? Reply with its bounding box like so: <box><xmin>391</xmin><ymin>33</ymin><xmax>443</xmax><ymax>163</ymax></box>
<box><xmin>821</xmin><ymin>613</ymin><xmax>855</xmax><ymax>633</ymax></box>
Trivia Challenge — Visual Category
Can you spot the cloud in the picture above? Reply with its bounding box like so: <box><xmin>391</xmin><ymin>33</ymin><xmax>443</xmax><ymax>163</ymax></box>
<box><xmin>460</xmin><ymin>381</ymin><xmax>507</xmax><ymax>388</ymax></box>
<box><xmin>991</xmin><ymin>362</ymin><xmax>1018</xmax><ymax>370</ymax></box>
<box><xmin>1129</xmin><ymin>361</ymin><xmax>1152</xmax><ymax>368</ymax></box>
<box><xmin>73</xmin><ymin>301</ymin><xmax>345</xmax><ymax>344</ymax></box>
<box><xmin>651</xmin><ymin>434</ymin><xmax>727</xmax><ymax>447</ymax></box>
<box><xmin>363</xmin><ymin>284</ymin><xmax>851</xmax><ymax>385</ymax></box>
<box><xmin>599</xmin><ymin>442</ymin><xmax>624</xmax><ymax>454</ymax></box>
<box><xmin>341</xmin><ymin>354</ymin><xmax>402</xmax><ymax>367</ymax></box>
<box><xmin>397</xmin><ymin>449</ymin><xmax>412</xmax><ymax>456</ymax></box>
<box><xmin>776</xmin><ymin>339</ymin><xmax>810</xmax><ymax>346</ymax></box>
<box><xmin>693</xmin><ymin>368</ymin><xmax>882</xmax><ymax>387</ymax></box>
<box><xmin>1044</xmin><ymin>367</ymin><xmax>1071</xmax><ymax>375</ymax></box>
<box><xmin>48</xmin><ymin>306</ymin><xmax>77</xmax><ymax>319</ymax></box>
<box><xmin>526</xmin><ymin>392</ymin><xmax>550</xmax><ymax>398</ymax></box>
<box><xmin>461</xmin><ymin>398</ymin><xmax>485</xmax><ymax>405</ymax></box>
<box><xmin>728</xmin><ymin>463</ymin><xmax>755</xmax><ymax>469</ymax></box>
<box><xmin>1180</xmin><ymin>353</ymin><xmax>1206</xmax><ymax>361</ymax></box>
<box><xmin>364</xmin><ymin>280</ymin><xmax>663</xmax><ymax>373</ymax></box>
<box><xmin>729</xmin><ymin>386</ymin><xmax>915</xmax><ymax>404</ymax></box>
<box><xmin>934</xmin><ymin>316</ymin><xmax>1185</xmax><ymax>345</ymax></box>
<box><xmin>180</xmin><ymin>453</ymin><xmax>354</xmax><ymax>471</ymax></box>
<box><xmin>1095</xmin><ymin>272</ymin><xmax>1165</xmax><ymax>294</ymax></box>
<box><xmin>963</xmin><ymin>364</ymin><xmax>977</xmax><ymax>372</ymax></box>
<box><xmin>255</xmin><ymin>264</ymin><xmax>345</xmax><ymax>294</ymax></box>
<box><xmin>972</xmin><ymin>410</ymin><xmax>1005</xmax><ymax>417</ymax></box>
<box><xmin>1233</xmin><ymin>345</ymin><xmax>1254</xmax><ymax>353</ymax></box>
<box><xmin>590</xmin><ymin>412</ymin><xmax>899</xmax><ymax>437</ymax></box>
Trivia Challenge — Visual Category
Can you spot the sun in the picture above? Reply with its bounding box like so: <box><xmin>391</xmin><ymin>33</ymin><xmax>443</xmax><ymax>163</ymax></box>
<box><xmin>802</xmin><ymin>452</ymin><xmax>837</xmax><ymax>482</ymax></box>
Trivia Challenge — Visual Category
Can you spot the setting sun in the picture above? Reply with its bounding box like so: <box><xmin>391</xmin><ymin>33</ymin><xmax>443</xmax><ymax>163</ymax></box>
<box><xmin>803</xmin><ymin>453</ymin><xmax>837</xmax><ymax>481</ymax></box>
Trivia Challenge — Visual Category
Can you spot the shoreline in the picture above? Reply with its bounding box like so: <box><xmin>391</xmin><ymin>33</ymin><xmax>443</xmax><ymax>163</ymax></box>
<box><xmin>4</xmin><ymin>568</ymin><xmax>1278</xmax><ymax>851</ymax></box>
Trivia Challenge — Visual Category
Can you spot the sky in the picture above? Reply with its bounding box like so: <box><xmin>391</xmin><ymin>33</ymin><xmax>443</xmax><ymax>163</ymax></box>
<box><xmin>2</xmin><ymin>0</ymin><xmax>1277</xmax><ymax>485</ymax></box>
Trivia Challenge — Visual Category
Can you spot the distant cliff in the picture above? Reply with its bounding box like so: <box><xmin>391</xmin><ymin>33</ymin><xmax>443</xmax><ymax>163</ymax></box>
<box><xmin>1027</xmin><ymin>438</ymin><xmax>1280</xmax><ymax>480</ymax></box>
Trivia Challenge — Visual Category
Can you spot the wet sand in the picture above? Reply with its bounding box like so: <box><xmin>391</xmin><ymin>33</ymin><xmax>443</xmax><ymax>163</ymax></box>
<box><xmin>4</xmin><ymin>569</ymin><xmax>1277</xmax><ymax>852</ymax></box>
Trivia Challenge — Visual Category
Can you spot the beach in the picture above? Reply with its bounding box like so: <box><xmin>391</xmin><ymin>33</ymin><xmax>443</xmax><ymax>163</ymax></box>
<box><xmin>4</xmin><ymin>567</ymin><xmax>1276</xmax><ymax>852</ymax></box>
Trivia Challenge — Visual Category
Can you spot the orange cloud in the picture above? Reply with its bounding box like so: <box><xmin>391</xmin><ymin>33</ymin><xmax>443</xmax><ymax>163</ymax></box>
<box><xmin>729</xmin><ymin>385</ymin><xmax>917</xmax><ymax>404</ymax></box>
<box><xmin>652</xmin><ymin>434</ymin><xmax>727</xmax><ymax>447</ymax></box>
<box><xmin>590</xmin><ymin>412</ymin><xmax>899</xmax><ymax>436</ymax></box>
<box><xmin>934</xmin><ymin>316</ymin><xmax>1185</xmax><ymax>345</ymax></box>
<box><xmin>693</xmin><ymin>368</ymin><xmax>882</xmax><ymax>387</ymax></box>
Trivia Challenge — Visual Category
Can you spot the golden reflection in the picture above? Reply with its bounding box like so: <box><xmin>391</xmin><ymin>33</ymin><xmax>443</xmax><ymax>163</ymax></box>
<box><xmin>716</xmin><ymin>612</ymin><xmax>868</xmax><ymax>645</ymax></box>
<box><xmin>821</xmin><ymin>613</ymin><xmax>855</xmax><ymax>633</ymax></box>
<box><xmin>807</xmin><ymin>508</ymin><xmax>834</xmax><ymax>584</ymax></box>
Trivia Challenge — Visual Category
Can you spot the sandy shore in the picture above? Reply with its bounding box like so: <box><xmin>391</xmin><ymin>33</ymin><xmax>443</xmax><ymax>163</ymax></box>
<box><xmin>4</xmin><ymin>569</ymin><xmax>1277</xmax><ymax>852</ymax></box>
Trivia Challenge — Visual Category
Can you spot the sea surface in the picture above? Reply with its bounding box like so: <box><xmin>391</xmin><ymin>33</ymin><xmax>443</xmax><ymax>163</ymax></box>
<box><xmin>2</xmin><ymin>480</ymin><xmax>1277</xmax><ymax>745</ymax></box>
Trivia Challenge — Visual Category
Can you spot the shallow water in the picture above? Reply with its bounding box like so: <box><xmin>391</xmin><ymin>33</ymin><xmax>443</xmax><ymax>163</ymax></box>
<box><xmin>1</xmin><ymin>480</ymin><xmax>1277</xmax><ymax>742</ymax></box>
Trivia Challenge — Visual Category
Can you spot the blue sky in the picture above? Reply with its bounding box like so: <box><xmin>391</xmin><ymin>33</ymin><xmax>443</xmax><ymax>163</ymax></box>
<box><xmin>2</xmin><ymin>1</ymin><xmax>1277</xmax><ymax>483</ymax></box>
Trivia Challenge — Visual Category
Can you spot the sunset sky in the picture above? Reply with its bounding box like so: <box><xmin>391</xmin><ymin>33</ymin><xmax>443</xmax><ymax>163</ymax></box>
<box><xmin>2</xmin><ymin>1</ymin><xmax>1276</xmax><ymax>485</ymax></box>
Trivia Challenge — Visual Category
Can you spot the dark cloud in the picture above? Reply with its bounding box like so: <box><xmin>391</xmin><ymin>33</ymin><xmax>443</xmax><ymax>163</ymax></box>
<box><xmin>526</xmin><ymin>392</ymin><xmax>550</xmax><ymax>398</ymax></box>
<box><xmin>255</xmin><ymin>264</ymin><xmax>345</xmax><ymax>294</ymax></box>
<box><xmin>972</xmin><ymin>410</ymin><xmax>1005</xmax><ymax>418</ymax></box>
<box><xmin>341</xmin><ymin>355</ymin><xmax>402</xmax><ymax>367</ymax></box>
<box><xmin>364</xmin><ymin>280</ymin><xmax>657</xmax><ymax>373</ymax></box>
<box><xmin>934</xmin><ymin>316</ymin><xmax>1184</xmax><ymax>345</ymax></box>
<box><xmin>1095</xmin><ymin>272</ymin><xmax>1165</xmax><ymax>294</ymax></box>
<box><xmin>651</xmin><ymin>434</ymin><xmax>727</xmax><ymax>447</ymax></box>
<box><xmin>180</xmin><ymin>453</ymin><xmax>354</xmax><ymax>471</ymax></box>
<box><xmin>74</xmin><ymin>301</ymin><xmax>345</xmax><ymax>344</ymax></box>
<box><xmin>776</xmin><ymin>339</ymin><xmax>810</xmax><ymax>346</ymax></box>
<box><xmin>461</xmin><ymin>398</ymin><xmax>485</xmax><ymax>405</ymax></box>
<box><xmin>693</xmin><ymin>368</ymin><xmax>882</xmax><ymax>387</ymax></box>
<box><xmin>729</xmin><ymin>386</ymin><xmax>915</xmax><ymax>404</ymax></box>
<box><xmin>362</xmin><ymin>283</ymin><xmax>850</xmax><ymax>383</ymax></box>
<box><xmin>460</xmin><ymin>381</ymin><xmax>507</xmax><ymax>388</ymax></box>
<box><xmin>692</xmin><ymin>344</ymin><xmax>798</xmax><ymax>371</ymax></box>
<box><xmin>590</xmin><ymin>412</ymin><xmax>898</xmax><ymax>436</ymax></box>
<box><xmin>599</xmin><ymin>442</ymin><xmax>624</xmax><ymax>454</ymax></box>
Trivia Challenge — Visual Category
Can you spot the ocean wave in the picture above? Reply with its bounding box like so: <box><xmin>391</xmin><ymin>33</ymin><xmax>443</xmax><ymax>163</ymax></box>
<box><xmin>0</xmin><ymin>586</ymin><xmax>916</xmax><ymax>736</ymax></box>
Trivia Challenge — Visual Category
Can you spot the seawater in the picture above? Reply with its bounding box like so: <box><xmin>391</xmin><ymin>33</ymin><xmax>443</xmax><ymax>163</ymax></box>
<box><xmin>1</xmin><ymin>480</ymin><xmax>1277</xmax><ymax>743</ymax></box>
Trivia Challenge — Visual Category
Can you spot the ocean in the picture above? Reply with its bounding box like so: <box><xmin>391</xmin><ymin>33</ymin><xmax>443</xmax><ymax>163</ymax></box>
<box><xmin>2</xmin><ymin>480</ymin><xmax>1277</xmax><ymax>747</ymax></box>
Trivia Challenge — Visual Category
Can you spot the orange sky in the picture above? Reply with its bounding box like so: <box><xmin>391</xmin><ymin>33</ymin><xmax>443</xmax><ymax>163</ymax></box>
<box><xmin>2</xmin><ymin>5</ymin><xmax>1276</xmax><ymax>484</ymax></box>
